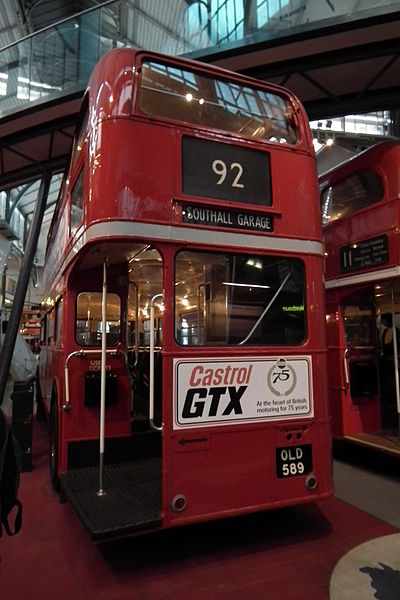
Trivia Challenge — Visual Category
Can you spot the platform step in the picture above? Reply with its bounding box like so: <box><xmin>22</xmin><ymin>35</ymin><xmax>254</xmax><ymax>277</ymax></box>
<box><xmin>61</xmin><ymin>458</ymin><xmax>162</xmax><ymax>540</ymax></box>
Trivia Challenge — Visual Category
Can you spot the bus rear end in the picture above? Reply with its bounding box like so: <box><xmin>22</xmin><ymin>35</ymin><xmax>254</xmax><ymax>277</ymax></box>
<box><xmin>42</xmin><ymin>48</ymin><xmax>333</xmax><ymax>539</ymax></box>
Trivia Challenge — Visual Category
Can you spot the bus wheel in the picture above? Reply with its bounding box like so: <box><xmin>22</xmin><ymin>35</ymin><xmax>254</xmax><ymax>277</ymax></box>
<box><xmin>49</xmin><ymin>402</ymin><xmax>60</xmax><ymax>492</ymax></box>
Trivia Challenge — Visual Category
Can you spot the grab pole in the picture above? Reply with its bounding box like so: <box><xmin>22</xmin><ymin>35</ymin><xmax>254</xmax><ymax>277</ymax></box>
<box><xmin>97</xmin><ymin>260</ymin><xmax>108</xmax><ymax>496</ymax></box>
<box><xmin>149</xmin><ymin>293</ymin><xmax>163</xmax><ymax>433</ymax></box>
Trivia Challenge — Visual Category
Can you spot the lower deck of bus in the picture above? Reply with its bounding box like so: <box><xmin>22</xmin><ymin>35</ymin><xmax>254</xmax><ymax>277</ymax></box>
<box><xmin>326</xmin><ymin>278</ymin><xmax>400</xmax><ymax>456</ymax></box>
<box><xmin>38</xmin><ymin>238</ymin><xmax>333</xmax><ymax>539</ymax></box>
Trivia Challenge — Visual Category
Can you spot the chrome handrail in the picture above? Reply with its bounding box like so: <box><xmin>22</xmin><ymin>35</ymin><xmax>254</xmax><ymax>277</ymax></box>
<box><xmin>343</xmin><ymin>348</ymin><xmax>349</xmax><ymax>389</ymax></box>
<box><xmin>149</xmin><ymin>293</ymin><xmax>164</xmax><ymax>433</ymax></box>
<box><xmin>63</xmin><ymin>348</ymin><xmax>123</xmax><ymax>410</ymax></box>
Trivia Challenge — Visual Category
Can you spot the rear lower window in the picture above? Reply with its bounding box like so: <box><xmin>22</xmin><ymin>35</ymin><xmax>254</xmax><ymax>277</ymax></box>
<box><xmin>175</xmin><ymin>250</ymin><xmax>306</xmax><ymax>346</ymax></box>
<box><xmin>76</xmin><ymin>292</ymin><xmax>121</xmax><ymax>346</ymax></box>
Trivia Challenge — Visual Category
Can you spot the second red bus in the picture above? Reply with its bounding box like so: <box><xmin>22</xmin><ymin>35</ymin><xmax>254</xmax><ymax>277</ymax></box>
<box><xmin>321</xmin><ymin>140</ymin><xmax>400</xmax><ymax>454</ymax></box>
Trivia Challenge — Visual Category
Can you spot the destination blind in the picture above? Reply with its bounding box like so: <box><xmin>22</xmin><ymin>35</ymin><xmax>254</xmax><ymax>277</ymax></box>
<box><xmin>340</xmin><ymin>234</ymin><xmax>388</xmax><ymax>273</ymax></box>
<box><xmin>181</xmin><ymin>204</ymin><xmax>273</xmax><ymax>232</ymax></box>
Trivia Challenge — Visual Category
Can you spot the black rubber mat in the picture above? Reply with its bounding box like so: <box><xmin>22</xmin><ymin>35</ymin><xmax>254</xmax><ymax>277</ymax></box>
<box><xmin>61</xmin><ymin>457</ymin><xmax>162</xmax><ymax>539</ymax></box>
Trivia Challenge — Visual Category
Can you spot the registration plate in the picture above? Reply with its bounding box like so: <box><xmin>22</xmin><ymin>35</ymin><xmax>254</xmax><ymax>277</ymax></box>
<box><xmin>276</xmin><ymin>444</ymin><xmax>312</xmax><ymax>478</ymax></box>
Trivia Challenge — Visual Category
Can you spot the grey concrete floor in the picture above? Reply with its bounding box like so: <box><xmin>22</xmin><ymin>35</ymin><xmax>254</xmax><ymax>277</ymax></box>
<box><xmin>333</xmin><ymin>455</ymin><xmax>400</xmax><ymax>529</ymax></box>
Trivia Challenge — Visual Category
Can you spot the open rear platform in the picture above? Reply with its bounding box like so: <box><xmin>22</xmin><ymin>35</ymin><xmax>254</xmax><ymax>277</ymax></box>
<box><xmin>344</xmin><ymin>431</ymin><xmax>400</xmax><ymax>457</ymax></box>
<box><xmin>61</xmin><ymin>458</ymin><xmax>162</xmax><ymax>539</ymax></box>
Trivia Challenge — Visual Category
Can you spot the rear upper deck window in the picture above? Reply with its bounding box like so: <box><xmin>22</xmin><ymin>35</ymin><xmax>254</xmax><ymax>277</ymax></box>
<box><xmin>138</xmin><ymin>60</ymin><xmax>297</xmax><ymax>145</ymax></box>
<box><xmin>321</xmin><ymin>169</ymin><xmax>383</xmax><ymax>225</ymax></box>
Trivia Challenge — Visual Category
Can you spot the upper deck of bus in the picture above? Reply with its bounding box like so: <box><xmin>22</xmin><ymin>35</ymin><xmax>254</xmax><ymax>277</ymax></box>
<box><xmin>320</xmin><ymin>140</ymin><xmax>400</xmax><ymax>283</ymax></box>
<box><xmin>44</xmin><ymin>47</ymin><xmax>322</xmax><ymax>295</ymax></box>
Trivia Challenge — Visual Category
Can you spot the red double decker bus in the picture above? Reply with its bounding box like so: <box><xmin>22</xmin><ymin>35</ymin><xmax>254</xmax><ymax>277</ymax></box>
<box><xmin>38</xmin><ymin>47</ymin><xmax>332</xmax><ymax>539</ymax></box>
<box><xmin>321</xmin><ymin>141</ymin><xmax>400</xmax><ymax>454</ymax></box>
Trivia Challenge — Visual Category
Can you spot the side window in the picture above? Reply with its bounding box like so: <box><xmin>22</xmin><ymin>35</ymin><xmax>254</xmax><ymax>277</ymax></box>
<box><xmin>40</xmin><ymin>314</ymin><xmax>47</xmax><ymax>345</ymax></box>
<box><xmin>321</xmin><ymin>169</ymin><xmax>383</xmax><ymax>224</ymax></box>
<box><xmin>70</xmin><ymin>168</ymin><xmax>84</xmax><ymax>237</ymax></box>
<box><xmin>76</xmin><ymin>292</ymin><xmax>121</xmax><ymax>346</ymax></box>
<box><xmin>47</xmin><ymin>310</ymin><xmax>54</xmax><ymax>345</ymax></box>
<box><xmin>71</xmin><ymin>102</ymin><xmax>88</xmax><ymax>170</ymax></box>
<box><xmin>54</xmin><ymin>298</ymin><xmax>63</xmax><ymax>346</ymax></box>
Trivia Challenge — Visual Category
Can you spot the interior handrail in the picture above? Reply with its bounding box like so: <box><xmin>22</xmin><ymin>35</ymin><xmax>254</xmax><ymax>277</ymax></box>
<box><xmin>238</xmin><ymin>270</ymin><xmax>292</xmax><ymax>346</ymax></box>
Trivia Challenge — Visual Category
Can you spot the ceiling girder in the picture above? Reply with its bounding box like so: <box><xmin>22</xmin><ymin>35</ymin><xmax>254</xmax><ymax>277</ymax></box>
<box><xmin>0</xmin><ymin>112</ymin><xmax>76</xmax><ymax>190</ymax></box>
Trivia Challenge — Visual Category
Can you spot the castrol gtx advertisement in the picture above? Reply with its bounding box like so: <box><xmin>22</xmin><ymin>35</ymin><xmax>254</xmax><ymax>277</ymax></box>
<box><xmin>173</xmin><ymin>356</ymin><xmax>313</xmax><ymax>429</ymax></box>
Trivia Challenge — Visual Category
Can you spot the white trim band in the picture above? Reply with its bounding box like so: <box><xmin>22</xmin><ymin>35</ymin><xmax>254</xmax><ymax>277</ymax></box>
<box><xmin>48</xmin><ymin>220</ymin><xmax>324</xmax><ymax>293</ymax></box>
<box><xmin>82</xmin><ymin>220</ymin><xmax>323</xmax><ymax>254</ymax></box>
<box><xmin>325</xmin><ymin>265</ymin><xmax>400</xmax><ymax>290</ymax></box>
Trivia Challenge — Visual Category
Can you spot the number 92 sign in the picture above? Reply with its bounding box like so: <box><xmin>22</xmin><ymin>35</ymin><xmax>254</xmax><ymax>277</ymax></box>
<box><xmin>182</xmin><ymin>136</ymin><xmax>272</xmax><ymax>206</ymax></box>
